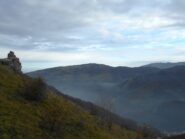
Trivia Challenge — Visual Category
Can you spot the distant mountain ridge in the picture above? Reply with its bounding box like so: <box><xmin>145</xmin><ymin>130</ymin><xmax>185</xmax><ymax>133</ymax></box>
<box><xmin>143</xmin><ymin>62</ymin><xmax>185</xmax><ymax>69</ymax></box>
<box><xmin>28</xmin><ymin>63</ymin><xmax>185</xmax><ymax>133</ymax></box>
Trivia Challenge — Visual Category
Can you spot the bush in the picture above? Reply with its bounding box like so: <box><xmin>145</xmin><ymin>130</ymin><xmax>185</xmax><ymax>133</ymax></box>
<box><xmin>20</xmin><ymin>77</ymin><xmax>46</xmax><ymax>101</ymax></box>
<box><xmin>40</xmin><ymin>110</ymin><xmax>85</xmax><ymax>138</ymax></box>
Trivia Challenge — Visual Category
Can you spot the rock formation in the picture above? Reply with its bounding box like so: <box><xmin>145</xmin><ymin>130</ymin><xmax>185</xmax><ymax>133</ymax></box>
<box><xmin>0</xmin><ymin>51</ymin><xmax>22</xmax><ymax>73</ymax></box>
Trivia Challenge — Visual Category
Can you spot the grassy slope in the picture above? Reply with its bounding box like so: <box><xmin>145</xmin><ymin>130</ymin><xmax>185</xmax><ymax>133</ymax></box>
<box><xmin>0</xmin><ymin>65</ymin><xmax>137</xmax><ymax>139</ymax></box>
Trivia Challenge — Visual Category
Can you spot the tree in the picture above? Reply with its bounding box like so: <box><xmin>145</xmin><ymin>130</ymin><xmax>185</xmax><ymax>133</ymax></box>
<box><xmin>20</xmin><ymin>77</ymin><xmax>46</xmax><ymax>101</ymax></box>
<box><xmin>97</xmin><ymin>95</ymin><xmax>116</xmax><ymax>130</ymax></box>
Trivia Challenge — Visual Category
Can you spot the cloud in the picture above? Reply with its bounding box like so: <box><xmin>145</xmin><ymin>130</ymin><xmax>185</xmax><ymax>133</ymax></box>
<box><xmin>1</xmin><ymin>0</ymin><xmax>185</xmax><ymax>71</ymax></box>
<box><xmin>0</xmin><ymin>0</ymin><xmax>182</xmax><ymax>40</ymax></box>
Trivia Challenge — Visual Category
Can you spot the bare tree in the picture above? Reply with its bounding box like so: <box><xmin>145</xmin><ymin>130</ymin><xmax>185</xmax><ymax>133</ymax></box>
<box><xmin>96</xmin><ymin>95</ymin><xmax>116</xmax><ymax>130</ymax></box>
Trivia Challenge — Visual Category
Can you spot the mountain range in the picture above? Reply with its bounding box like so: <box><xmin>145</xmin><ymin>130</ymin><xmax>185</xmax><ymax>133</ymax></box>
<box><xmin>28</xmin><ymin>62</ymin><xmax>185</xmax><ymax>133</ymax></box>
<box><xmin>143</xmin><ymin>62</ymin><xmax>185</xmax><ymax>69</ymax></box>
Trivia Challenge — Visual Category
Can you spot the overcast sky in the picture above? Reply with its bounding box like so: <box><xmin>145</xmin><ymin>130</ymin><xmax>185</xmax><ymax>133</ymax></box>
<box><xmin>0</xmin><ymin>0</ymin><xmax>185</xmax><ymax>72</ymax></box>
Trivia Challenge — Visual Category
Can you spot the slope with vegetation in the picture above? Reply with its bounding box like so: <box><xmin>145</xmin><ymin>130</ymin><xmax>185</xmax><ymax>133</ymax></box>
<box><xmin>165</xmin><ymin>133</ymin><xmax>185</xmax><ymax>139</ymax></box>
<box><xmin>0</xmin><ymin>64</ymin><xmax>147</xmax><ymax>139</ymax></box>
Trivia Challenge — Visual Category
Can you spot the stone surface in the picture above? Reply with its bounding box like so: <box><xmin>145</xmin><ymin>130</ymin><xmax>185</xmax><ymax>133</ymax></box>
<box><xmin>0</xmin><ymin>51</ymin><xmax>22</xmax><ymax>73</ymax></box>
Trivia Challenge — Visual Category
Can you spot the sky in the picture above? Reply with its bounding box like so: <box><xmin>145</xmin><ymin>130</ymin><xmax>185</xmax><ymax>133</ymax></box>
<box><xmin>1</xmin><ymin>0</ymin><xmax>185</xmax><ymax>72</ymax></box>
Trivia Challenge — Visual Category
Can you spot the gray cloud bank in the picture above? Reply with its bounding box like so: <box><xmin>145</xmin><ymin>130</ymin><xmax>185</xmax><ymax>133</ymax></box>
<box><xmin>0</xmin><ymin>0</ymin><xmax>185</xmax><ymax>51</ymax></box>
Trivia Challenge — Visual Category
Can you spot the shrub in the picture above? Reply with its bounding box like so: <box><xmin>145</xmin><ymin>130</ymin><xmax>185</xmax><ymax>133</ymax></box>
<box><xmin>136</xmin><ymin>130</ymin><xmax>143</xmax><ymax>139</ymax></box>
<box><xmin>20</xmin><ymin>77</ymin><xmax>46</xmax><ymax>101</ymax></box>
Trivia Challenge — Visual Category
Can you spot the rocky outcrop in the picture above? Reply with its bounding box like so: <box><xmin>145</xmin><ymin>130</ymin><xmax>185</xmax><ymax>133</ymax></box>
<box><xmin>0</xmin><ymin>51</ymin><xmax>22</xmax><ymax>73</ymax></box>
